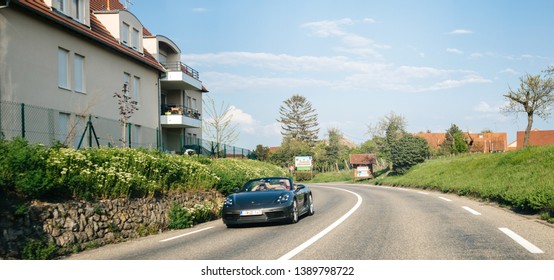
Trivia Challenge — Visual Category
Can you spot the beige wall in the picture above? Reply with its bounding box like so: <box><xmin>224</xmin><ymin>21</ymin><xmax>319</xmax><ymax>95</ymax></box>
<box><xmin>0</xmin><ymin>8</ymin><xmax>159</xmax><ymax>130</ymax></box>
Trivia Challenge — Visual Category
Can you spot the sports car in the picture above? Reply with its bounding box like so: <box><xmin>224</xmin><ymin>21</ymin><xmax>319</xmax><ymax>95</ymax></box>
<box><xmin>222</xmin><ymin>177</ymin><xmax>314</xmax><ymax>227</ymax></box>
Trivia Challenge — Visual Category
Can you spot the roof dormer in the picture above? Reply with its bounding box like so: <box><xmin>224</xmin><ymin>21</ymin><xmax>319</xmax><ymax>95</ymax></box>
<box><xmin>45</xmin><ymin>0</ymin><xmax>91</xmax><ymax>26</ymax></box>
<box><xmin>94</xmin><ymin>9</ymin><xmax>144</xmax><ymax>54</ymax></box>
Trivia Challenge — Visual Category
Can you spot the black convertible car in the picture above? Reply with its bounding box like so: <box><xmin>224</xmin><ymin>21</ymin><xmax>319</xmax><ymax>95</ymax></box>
<box><xmin>222</xmin><ymin>177</ymin><xmax>314</xmax><ymax>227</ymax></box>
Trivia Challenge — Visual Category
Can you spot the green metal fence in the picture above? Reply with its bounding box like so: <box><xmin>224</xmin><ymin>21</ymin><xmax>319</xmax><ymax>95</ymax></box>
<box><xmin>0</xmin><ymin>100</ymin><xmax>158</xmax><ymax>149</ymax></box>
<box><xmin>1</xmin><ymin>100</ymin><xmax>252</xmax><ymax>158</ymax></box>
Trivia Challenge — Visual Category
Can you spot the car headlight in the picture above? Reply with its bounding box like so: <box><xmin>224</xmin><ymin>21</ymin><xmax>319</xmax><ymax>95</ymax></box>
<box><xmin>275</xmin><ymin>194</ymin><xmax>290</xmax><ymax>203</ymax></box>
<box><xmin>224</xmin><ymin>196</ymin><xmax>234</xmax><ymax>206</ymax></box>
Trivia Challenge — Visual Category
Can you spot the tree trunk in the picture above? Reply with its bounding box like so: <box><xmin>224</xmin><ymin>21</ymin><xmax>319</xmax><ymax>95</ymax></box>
<box><xmin>524</xmin><ymin>112</ymin><xmax>533</xmax><ymax>148</ymax></box>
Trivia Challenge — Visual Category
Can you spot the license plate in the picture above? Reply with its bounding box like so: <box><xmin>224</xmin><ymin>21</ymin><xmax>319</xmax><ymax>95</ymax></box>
<box><xmin>240</xmin><ymin>210</ymin><xmax>263</xmax><ymax>216</ymax></box>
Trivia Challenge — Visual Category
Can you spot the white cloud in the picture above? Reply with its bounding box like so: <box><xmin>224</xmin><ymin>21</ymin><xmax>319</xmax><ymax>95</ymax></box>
<box><xmin>449</xmin><ymin>29</ymin><xmax>473</xmax><ymax>35</ymax></box>
<box><xmin>474</xmin><ymin>101</ymin><xmax>499</xmax><ymax>113</ymax></box>
<box><xmin>184</xmin><ymin>52</ymin><xmax>492</xmax><ymax>93</ymax></box>
<box><xmin>301</xmin><ymin>18</ymin><xmax>388</xmax><ymax>60</ymax></box>
<box><xmin>192</xmin><ymin>7</ymin><xmax>207</xmax><ymax>13</ymax></box>
<box><xmin>500</xmin><ymin>68</ymin><xmax>518</xmax><ymax>75</ymax></box>
<box><xmin>447</xmin><ymin>48</ymin><xmax>463</xmax><ymax>54</ymax></box>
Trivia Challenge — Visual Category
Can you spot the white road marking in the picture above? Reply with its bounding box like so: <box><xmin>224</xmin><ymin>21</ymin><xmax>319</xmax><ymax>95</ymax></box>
<box><xmin>462</xmin><ymin>206</ymin><xmax>482</xmax><ymax>215</ymax></box>
<box><xmin>499</xmin><ymin>227</ymin><xmax>544</xmax><ymax>254</ymax></box>
<box><xmin>278</xmin><ymin>187</ymin><xmax>363</xmax><ymax>260</ymax></box>
<box><xmin>417</xmin><ymin>191</ymin><xmax>429</xmax><ymax>195</ymax></box>
<box><xmin>438</xmin><ymin>196</ymin><xmax>452</xmax><ymax>202</ymax></box>
<box><xmin>159</xmin><ymin>226</ymin><xmax>214</xmax><ymax>242</ymax></box>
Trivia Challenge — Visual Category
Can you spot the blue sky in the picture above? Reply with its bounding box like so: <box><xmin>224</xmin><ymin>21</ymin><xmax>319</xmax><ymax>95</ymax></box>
<box><xmin>130</xmin><ymin>0</ymin><xmax>554</xmax><ymax>150</ymax></box>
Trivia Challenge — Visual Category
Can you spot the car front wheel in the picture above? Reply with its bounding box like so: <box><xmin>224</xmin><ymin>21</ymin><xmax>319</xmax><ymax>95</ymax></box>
<box><xmin>307</xmin><ymin>194</ymin><xmax>314</xmax><ymax>216</ymax></box>
<box><xmin>290</xmin><ymin>200</ymin><xmax>299</xmax><ymax>224</ymax></box>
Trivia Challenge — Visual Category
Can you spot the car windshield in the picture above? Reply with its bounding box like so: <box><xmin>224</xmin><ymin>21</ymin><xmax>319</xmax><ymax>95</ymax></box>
<box><xmin>242</xmin><ymin>178</ymin><xmax>292</xmax><ymax>192</ymax></box>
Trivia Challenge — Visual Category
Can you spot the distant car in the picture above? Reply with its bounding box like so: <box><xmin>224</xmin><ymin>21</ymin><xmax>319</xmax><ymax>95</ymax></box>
<box><xmin>222</xmin><ymin>177</ymin><xmax>314</xmax><ymax>227</ymax></box>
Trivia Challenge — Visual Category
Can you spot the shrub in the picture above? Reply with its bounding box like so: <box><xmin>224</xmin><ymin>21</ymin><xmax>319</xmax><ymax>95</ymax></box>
<box><xmin>390</xmin><ymin>134</ymin><xmax>430</xmax><ymax>175</ymax></box>
<box><xmin>21</xmin><ymin>239</ymin><xmax>58</xmax><ymax>260</ymax></box>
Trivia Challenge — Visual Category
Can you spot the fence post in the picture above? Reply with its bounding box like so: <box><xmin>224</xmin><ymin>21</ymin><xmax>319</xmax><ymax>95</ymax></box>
<box><xmin>88</xmin><ymin>115</ymin><xmax>92</xmax><ymax>148</ymax></box>
<box><xmin>156</xmin><ymin>128</ymin><xmax>159</xmax><ymax>150</ymax></box>
<box><xmin>127</xmin><ymin>122</ymin><xmax>132</xmax><ymax>148</ymax></box>
<box><xmin>20</xmin><ymin>103</ymin><xmax>25</xmax><ymax>138</ymax></box>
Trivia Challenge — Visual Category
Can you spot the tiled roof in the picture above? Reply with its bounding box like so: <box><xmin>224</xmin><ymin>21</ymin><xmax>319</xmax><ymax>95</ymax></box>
<box><xmin>90</xmin><ymin>0</ymin><xmax>126</xmax><ymax>11</ymax></box>
<box><xmin>13</xmin><ymin>0</ymin><xmax>164</xmax><ymax>72</ymax></box>
<box><xmin>349</xmin><ymin>154</ymin><xmax>377</xmax><ymax>165</ymax></box>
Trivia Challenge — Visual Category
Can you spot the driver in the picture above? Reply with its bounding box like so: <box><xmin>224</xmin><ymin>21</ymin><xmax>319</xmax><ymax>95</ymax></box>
<box><xmin>256</xmin><ymin>181</ymin><xmax>267</xmax><ymax>191</ymax></box>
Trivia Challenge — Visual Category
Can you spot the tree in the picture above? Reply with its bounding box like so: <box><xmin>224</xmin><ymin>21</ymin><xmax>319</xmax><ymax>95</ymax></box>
<box><xmin>390</xmin><ymin>134</ymin><xmax>429</xmax><ymax>175</ymax></box>
<box><xmin>277</xmin><ymin>94</ymin><xmax>319</xmax><ymax>146</ymax></box>
<box><xmin>252</xmin><ymin>144</ymin><xmax>270</xmax><ymax>161</ymax></box>
<box><xmin>501</xmin><ymin>71</ymin><xmax>554</xmax><ymax>148</ymax></box>
<box><xmin>268</xmin><ymin>137</ymin><xmax>313</xmax><ymax>169</ymax></box>
<box><xmin>202</xmin><ymin>95</ymin><xmax>239</xmax><ymax>156</ymax></box>
<box><xmin>440</xmin><ymin>124</ymin><xmax>468</xmax><ymax>155</ymax></box>
<box><xmin>368</xmin><ymin>112</ymin><xmax>407</xmax><ymax>160</ymax></box>
<box><xmin>113</xmin><ymin>83</ymin><xmax>138</xmax><ymax>148</ymax></box>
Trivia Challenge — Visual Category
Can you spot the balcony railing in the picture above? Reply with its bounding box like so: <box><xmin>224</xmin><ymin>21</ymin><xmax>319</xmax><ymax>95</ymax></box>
<box><xmin>161</xmin><ymin>104</ymin><xmax>201</xmax><ymax>119</ymax></box>
<box><xmin>162</xmin><ymin>62</ymin><xmax>199</xmax><ymax>80</ymax></box>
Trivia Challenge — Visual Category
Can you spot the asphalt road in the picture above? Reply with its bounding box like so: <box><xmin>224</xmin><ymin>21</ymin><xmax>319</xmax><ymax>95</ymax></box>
<box><xmin>64</xmin><ymin>183</ymin><xmax>554</xmax><ymax>260</ymax></box>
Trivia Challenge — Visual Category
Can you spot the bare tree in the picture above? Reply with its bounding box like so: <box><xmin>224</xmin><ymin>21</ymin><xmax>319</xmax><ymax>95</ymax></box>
<box><xmin>113</xmin><ymin>83</ymin><xmax>138</xmax><ymax>148</ymax></box>
<box><xmin>501</xmin><ymin>71</ymin><xmax>554</xmax><ymax>148</ymax></box>
<box><xmin>202</xmin><ymin>95</ymin><xmax>239</xmax><ymax>155</ymax></box>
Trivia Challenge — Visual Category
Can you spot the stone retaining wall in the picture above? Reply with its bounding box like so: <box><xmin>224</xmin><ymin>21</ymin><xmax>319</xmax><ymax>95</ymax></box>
<box><xmin>0</xmin><ymin>191</ymin><xmax>223</xmax><ymax>259</ymax></box>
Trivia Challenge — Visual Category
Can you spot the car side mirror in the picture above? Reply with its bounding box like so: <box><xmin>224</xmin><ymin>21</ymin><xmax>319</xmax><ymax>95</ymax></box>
<box><xmin>233</xmin><ymin>187</ymin><xmax>240</xmax><ymax>193</ymax></box>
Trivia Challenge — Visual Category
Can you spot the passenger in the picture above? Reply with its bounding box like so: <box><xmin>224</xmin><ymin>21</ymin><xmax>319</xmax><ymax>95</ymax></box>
<box><xmin>279</xmin><ymin>180</ymin><xmax>290</xmax><ymax>190</ymax></box>
<box><xmin>256</xmin><ymin>182</ymin><xmax>267</xmax><ymax>191</ymax></box>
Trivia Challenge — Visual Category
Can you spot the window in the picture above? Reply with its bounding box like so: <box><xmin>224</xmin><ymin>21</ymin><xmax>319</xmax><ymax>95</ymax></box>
<box><xmin>192</xmin><ymin>98</ymin><xmax>197</xmax><ymax>110</ymax></box>
<box><xmin>58</xmin><ymin>48</ymin><xmax>69</xmax><ymax>89</ymax></box>
<box><xmin>133</xmin><ymin>76</ymin><xmax>141</xmax><ymax>105</ymax></box>
<box><xmin>55</xmin><ymin>0</ymin><xmax>66</xmax><ymax>13</ymax></box>
<box><xmin>121</xmin><ymin>22</ymin><xmax>130</xmax><ymax>45</ymax></box>
<box><xmin>187</xmin><ymin>96</ymin><xmax>192</xmax><ymax>108</ymax></box>
<box><xmin>71</xmin><ymin>0</ymin><xmax>84</xmax><ymax>22</ymax></box>
<box><xmin>57</xmin><ymin>113</ymin><xmax>70</xmax><ymax>143</ymax></box>
<box><xmin>133</xmin><ymin>125</ymin><xmax>141</xmax><ymax>147</ymax></box>
<box><xmin>73</xmin><ymin>54</ymin><xmax>85</xmax><ymax>93</ymax></box>
<box><xmin>123</xmin><ymin>72</ymin><xmax>131</xmax><ymax>96</ymax></box>
<box><xmin>131</xmin><ymin>28</ymin><xmax>139</xmax><ymax>50</ymax></box>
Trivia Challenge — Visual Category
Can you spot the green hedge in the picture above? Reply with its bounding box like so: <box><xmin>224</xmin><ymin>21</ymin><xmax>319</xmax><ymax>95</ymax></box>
<box><xmin>0</xmin><ymin>138</ymin><xmax>285</xmax><ymax>200</ymax></box>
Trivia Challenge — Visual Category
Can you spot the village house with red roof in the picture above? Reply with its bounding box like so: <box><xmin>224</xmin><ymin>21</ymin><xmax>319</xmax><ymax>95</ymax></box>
<box><xmin>0</xmin><ymin>0</ymin><xmax>207</xmax><ymax>153</ymax></box>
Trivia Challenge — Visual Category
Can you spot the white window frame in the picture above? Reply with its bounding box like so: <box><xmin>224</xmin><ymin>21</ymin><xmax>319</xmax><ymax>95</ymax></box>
<box><xmin>58</xmin><ymin>48</ymin><xmax>70</xmax><ymax>89</ymax></box>
<box><xmin>55</xmin><ymin>0</ymin><xmax>67</xmax><ymax>13</ymax></box>
<box><xmin>121</xmin><ymin>22</ymin><xmax>130</xmax><ymax>45</ymax></box>
<box><xmin>73</xmin><ymin>53</ymin><xmax>85</xmax><ymax>93</ymax></box>
<box><xmin>131</xmin><ymin>28</ymin><xmax>139</xmax><ymax>50</ymax></box>
<box><xmin>71</xmin><ymin>0</ymin><xmax>84</xmax><ymax>23</ymax></box>
<box><xmin>57</xmin><ymin>112</ymin><xmax>70</xmax><ymax>143</ymax></box>
<box><xmin>133</xmin><ymin>76</ymin><xmax>141</xmax><ymax>106</ymax></box>
<box><xmin>123</xmin><ymin>72</ymin><xmax>131</xmax><ymax>96</ymax></box>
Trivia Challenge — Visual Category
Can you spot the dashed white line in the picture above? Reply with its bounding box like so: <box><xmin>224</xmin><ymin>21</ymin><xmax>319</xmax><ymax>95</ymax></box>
<box><xmin>160</xmin><ymin>226</ymin><xmax>214</xmax><ymax>242</ymax></box>
<box><xmin>417</xmin><ymin>191</ymin><xmax>429</xmax><ymax>195</ymax></box>
<box><xmin>438</xmin><ymin>196</ymin><xmax>452</xmax><ymax>202</ymax></box>
<box><xmin>499</xmin><ymin>227</ymin><xmax>544</xmax><ymax>254</ymax></box>
<box><xmin>462</xmin><ymin>206</ymin><xmax>482</xmax><ymax>215</ymax></box>
<box><xmin>278</xmin><ymin>187</ymin><xmax>363</xmax><ymax>260</ymax></box>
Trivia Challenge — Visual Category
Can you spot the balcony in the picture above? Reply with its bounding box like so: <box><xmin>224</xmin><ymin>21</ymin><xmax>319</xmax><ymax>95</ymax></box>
<box><xmin>160</xmin><ymin>104</ymin><xmax>202</xmax><ymax>128</ymax></box>
<box><xmin>161</xmin><ymin>62</ymin><xmax>203</xmax><ymax>91</ymax></box>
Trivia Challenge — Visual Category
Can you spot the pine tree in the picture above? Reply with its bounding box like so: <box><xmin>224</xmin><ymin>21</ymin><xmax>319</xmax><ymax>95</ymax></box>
<box><xmin>277</xmin><ymin>94</ymin><xmax>319</xmax><ymax>146</ymax></box>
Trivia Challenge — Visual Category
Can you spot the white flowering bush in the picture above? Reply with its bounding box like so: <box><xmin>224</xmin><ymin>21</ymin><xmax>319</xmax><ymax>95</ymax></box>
<box><xmin>46</xmin><ymin>148</ymin><xmax>219</xmax><ymax>199</ymax></box>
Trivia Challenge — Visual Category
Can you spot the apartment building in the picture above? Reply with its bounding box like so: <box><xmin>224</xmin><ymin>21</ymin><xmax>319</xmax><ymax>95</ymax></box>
<box><xmin>0</xmin><ymin>0</ymin><xmax>206</xmax><ymax>152</ymax></box>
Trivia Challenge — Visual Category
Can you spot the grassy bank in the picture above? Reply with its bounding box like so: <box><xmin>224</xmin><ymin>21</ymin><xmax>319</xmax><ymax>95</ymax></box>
<box><xmin>375</xmin><ymin>146</ymin><xmax>554</xmax><ymax>221</ymax></box>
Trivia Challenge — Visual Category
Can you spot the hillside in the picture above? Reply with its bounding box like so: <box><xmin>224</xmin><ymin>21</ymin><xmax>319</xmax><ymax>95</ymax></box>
<box><xmin>375</xmin><ymin>145</ymin><xmax>554</xmax><ymax>221</ymax></box>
